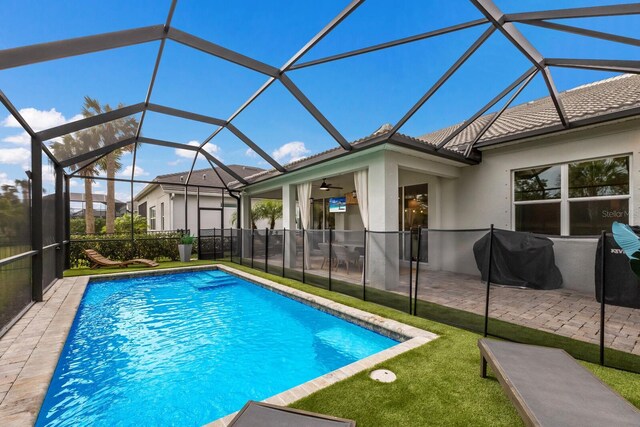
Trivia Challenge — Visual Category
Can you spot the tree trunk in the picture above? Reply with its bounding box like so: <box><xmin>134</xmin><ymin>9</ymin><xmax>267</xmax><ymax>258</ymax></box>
<box><xmin>83</xmin><ymin>172</ymin><xmax>95</xmax><ymax>234</ymax></box>
<box><xmin>105</xmin><ymin>153</ymin><xmax>116</xmax><ymax>234</ymax></box>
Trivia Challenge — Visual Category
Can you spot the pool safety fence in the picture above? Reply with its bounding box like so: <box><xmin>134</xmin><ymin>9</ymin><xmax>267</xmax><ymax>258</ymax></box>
<box><xmin>2</xmin><ymin>225</ymin><xmax>639</xmax><ymax>374</ymax></box>
<box><xmin>203</xmin><ymin>226</ymin><xmax>639</xmax><ymax>374</ymax></box>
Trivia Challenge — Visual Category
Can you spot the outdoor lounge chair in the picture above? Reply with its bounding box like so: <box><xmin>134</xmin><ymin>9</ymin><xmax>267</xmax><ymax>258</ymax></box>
<box><xmin>479</xmin><ymin>338</ymin><xmax>640</xmax><ymax>427</ymax></box>
<box><xmin>332</xmin><ymin>245</ymin><xmax>360</xmax><ymax>275</ymax></box>
<box><xmin>228</xmin><ymin>401</ymin><xmax>355</xmax><ymax>426</ymax></box>
<box><xmin>84</xmin><ymin>249</ymin><xmax>159</xmax><ymax>269</ymax></box>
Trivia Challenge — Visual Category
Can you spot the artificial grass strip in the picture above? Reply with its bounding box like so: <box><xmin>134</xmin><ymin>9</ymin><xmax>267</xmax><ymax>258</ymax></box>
<box><xmin>63</xmin><ymin>259</ymin><xmax>215</xmax><ymax>277</ymax></box>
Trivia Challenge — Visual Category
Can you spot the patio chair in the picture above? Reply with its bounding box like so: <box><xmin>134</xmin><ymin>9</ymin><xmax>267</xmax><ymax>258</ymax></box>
<box><xmin>333</xmin><ymin>245</ymin><xmax>360</xmax><ymax>275</ymax></box>
<box><xmin>228</xmin><ymin>401</ymin><xmax>355</xmax><ymax>426</ymax></box>
<box><xmin>84</xmin><ymin>249</ymin><xmax>159</xmax><ymax>269</ymax></box>
<box><xmin>479</xmin><ymin>338</ymin><xmax>640</xmax><ymax>426</ymax></box>
<box><xmin>318</xmin><ymin>242</ymin><xmax>334</xmax><ymax>269</ymax></box>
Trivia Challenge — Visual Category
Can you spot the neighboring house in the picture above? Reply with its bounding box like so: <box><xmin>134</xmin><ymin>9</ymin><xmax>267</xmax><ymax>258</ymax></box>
<box><xmin>234</xmin><ymin>74</ymin><xmax>640</xmax><ymax>293</ymax></box>
<box><xmin>65</xmin><ymin>192</ymin><xmax>127</xmax><ymax>219</ymax></box>
<box><xmin>134</xmin><ymin>165</ymin><xmax>279</xmax><ymax>235</ymax></box>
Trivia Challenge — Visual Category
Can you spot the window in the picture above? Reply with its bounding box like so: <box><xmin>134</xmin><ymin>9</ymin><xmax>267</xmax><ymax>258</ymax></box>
<box><xmin>398</xmin><ymin>184</ymin><xmax>429</xmax><ymax>231</ymax></box>
<box><xmin>149</xmin><ymin>206</ymin><xmax>156</xmax><ymax>230</ymax></box>
<box><xmin>513</xmin><ymin>156</ymin><xmax>630</xmax><ymax>236</ymax></box>
<box><xmin>160</xmin><ymin>202</ymin><xmax>165</xmax><ymax>231</ymax></box>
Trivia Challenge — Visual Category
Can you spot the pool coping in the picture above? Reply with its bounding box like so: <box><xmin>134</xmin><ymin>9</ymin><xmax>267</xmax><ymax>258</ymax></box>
<box><xmin>0</xmin><ymin>264</ymin><xmax>438</xmax><ymax>426</ymax></box>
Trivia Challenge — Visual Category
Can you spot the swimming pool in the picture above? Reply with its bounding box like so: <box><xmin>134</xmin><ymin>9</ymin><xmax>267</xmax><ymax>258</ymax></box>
<box><xmin>36</xmin><ymin>270</ymin><xmax>398</xmax><ymax>426</ymax></box>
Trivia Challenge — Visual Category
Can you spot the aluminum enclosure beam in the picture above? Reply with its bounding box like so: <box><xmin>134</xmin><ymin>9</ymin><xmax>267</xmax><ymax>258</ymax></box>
<box><xmin>505</xmin><ymin>4</ymin><xmax>640</xmax><ymax>22</ymax></box>
<box><xmin>37</xmin><ymin>103</ymin><xmax>145</xmax><ymax>141</ymax></box>
<box><xmin>436</xmin><ymin>66</ymin><xmax>537</xmax><ymax>150</ymax></box>
<box><xmin>225</xmin><ymin>124</ymin><xmax>285</xmax><ymax>172</ymax></box>
<box><xmin>59</xmin><ymin>137</ymin><xmax>137</xmax><ymax>168</ymax></box>
<box><xmin>133</xmin><ymin>0</ymin><xmax>178</xmax><ymax>184</ymax></box>
<box><xmin>167</xmin><ymin>28</ymin><xmax>280</xmax><ymax>77</ymax></box>
<box><xmin>279</xmin><ymin>74</ymin><xmax>351</xmax><ymax>151</ymax></box>
<box><xmin>281</xmin><ymin>0</ymin><xmax>366</xmax><ymax>71</ymax></box>
<box><xmin>471</xmin><ymin>0</ymin><xmax>569</xmax><ymax>128</ymax></box>
<box><xmin>289</xmin><ymin>18</ymin><xmax>489</xmax><ymax>71</ymax></box>
<box><xmin>544</xmin><ymin>58</ymin><xmax>640</xmax><ymax>74</ymax></box>
<box><xmin>200</xmin><ymin>151</ymin><xmax>248</xmax><ymax>185</ymax></box>
<box><xmin>465</xmin><ymin>70</ymin><xmax>539</xmax><ymax>156</ymax></box>
<box><xmin>137</xmin><ymin>136</ymin><xmax>200</xmax><ymax>151</ymax></box>
<box><xmin>522</xmin><ymin>20</ymin><xmax>640</xmax><ymax>48</ymax></box>
<box><xmin>147</xmin><ymin>104</ymin><xmax>227</xmax><ymax>126</ymax></box>
<box><xmin>389</xmin><ymin>25</ymin><xmax>496</xmax><ymax>136</ymax></box>
<box><xmin>0</xmin><ymin>89</ymin><xmax>61</xmax><ymax>168</ymax></box>
<box><xmin>0</xmin><ymin>25</ymin><xmax>165</xmax><ymax>70</ymax></box>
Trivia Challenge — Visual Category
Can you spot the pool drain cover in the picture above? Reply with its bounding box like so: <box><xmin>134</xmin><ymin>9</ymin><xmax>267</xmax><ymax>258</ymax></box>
<box><xmin>370</xmin><ymin>369</ymin><xmax>396</xmax><ymax>383</ymax></box>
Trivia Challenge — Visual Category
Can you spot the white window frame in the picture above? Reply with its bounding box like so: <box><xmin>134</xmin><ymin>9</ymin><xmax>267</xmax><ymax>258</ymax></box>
<box><xmin>512</xmin><ymin>155</ymin><xmax>632</xmax><ymax>236</ymax></box>
<box><xmin>160</xmin><ymin>202</ymin><xmax>165</xmax><ymax>231</ymax></box>
<box><xmin>149</xmin><ymin>206</ymin><xmax>157</xmax><ymax>231</ymax></box>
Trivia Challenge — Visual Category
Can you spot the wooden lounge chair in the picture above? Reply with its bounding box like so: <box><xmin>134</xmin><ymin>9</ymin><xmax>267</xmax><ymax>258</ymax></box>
<box><xmin>479</xmin><ymin>338</ymin><xmax>640</xmax><ymax>427</ymax></box>
<box><xmin>84</xmin><ymin>249</ymin><xmax>159</xmax><ymax>269</ymax></box>
<box><xmin>228</xmin><ymin>401</ymin><xmax>355</xmax><ymax>426</ymax></box>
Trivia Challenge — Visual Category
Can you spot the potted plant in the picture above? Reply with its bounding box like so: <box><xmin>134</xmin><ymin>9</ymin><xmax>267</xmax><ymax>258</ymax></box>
<box><xmin>178</xmin><ymin>233</ymin><xmax>194</xmax><ymax>262</ymax></box>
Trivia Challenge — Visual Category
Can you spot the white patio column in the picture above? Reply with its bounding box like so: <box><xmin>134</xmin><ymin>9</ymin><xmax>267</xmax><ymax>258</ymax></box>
<box><xmin>367</xmin><ymin>154</ymin><xmax>399</xmax><ymax>290</ymax></box>
<box><xmin>240</xmin><ymin>193</ymin><xmax>252</xmax><ymax>258</ymax></box>
<box><xmin>282</xmin><ymin>184</ymin><xmax>297</xmax><ymax>268</ymax></box>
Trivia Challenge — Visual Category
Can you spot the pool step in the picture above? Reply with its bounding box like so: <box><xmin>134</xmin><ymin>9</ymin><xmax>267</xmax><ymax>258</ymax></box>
<box><xmin>191</xmin><ymin>277</ymin><xmax>238</xmax><ymax>291</ymax></box>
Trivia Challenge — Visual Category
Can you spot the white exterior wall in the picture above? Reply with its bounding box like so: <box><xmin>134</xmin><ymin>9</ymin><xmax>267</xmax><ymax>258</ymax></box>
<box><xmin>135</xmin><ymin>186</ymin><xmax>237</xmax><ymax>235</ymax></box>
<box><xmin>452</xmin><ymin>120</ymin><xmax>640</xmax><ymax>292</ymax></box>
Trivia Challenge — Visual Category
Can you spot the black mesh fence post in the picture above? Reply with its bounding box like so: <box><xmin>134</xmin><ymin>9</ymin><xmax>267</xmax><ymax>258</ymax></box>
<box><xmin>265</xmin><ymin>228</ymin><xmax>269</xmax><ymax>274</ymax></box>
<box><xmin>328</xmin><ymin>228</ymin><xmax>332</xmax><ymax>291</ymax></box>
<box><xmin>414</xmin><ymin>226</ymin><xmax>422</xmax><ymax>315</ymax></box>
<box><xmin>408</xmin><ymin>230</ymin><xmax>413</xmax><ymax>315</ymax></box>
<box><xmin>600</xmin><ymin>229</ymin><xmax>606</xmax><ymax>366</ymax></box>
<box><xmin>362</xmin><ymin>228</ymin><xmax>367</xmax><ymax>301</ymax></box>
<box><xmin>282</xmin><ymin>227</ymin><xmax>286</xmax><ymax>278</ymax></box>
<box><xmin>229</xmin><ymin>228</ymin><xmax>233</xmax><ymax>263</ymax></box>
<box><xmin>251</xmin><ymin>228</ymin><xmax>255</xmax><ymax>269</ymax></box>
<box><xmin>302</xmin><ymin>228</ymin><xmax>306</xmax><ymax>284</ymax></box>
<box><xmin>483</xmin><ymin>224</ymin><xmax>494</xmax><ymax>337</ymax></box>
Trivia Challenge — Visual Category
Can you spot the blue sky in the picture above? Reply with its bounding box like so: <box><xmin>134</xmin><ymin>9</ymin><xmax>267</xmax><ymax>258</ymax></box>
<box><xmin>0</xmin><ymin>0</ymin><xmax>639</xmax><ymax>200</ymax></box>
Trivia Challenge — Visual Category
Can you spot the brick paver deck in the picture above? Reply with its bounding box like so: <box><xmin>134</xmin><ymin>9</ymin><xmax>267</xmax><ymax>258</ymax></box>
<box><xmin>301</xmin><ymin>255</ymin><xmax>640</xmax><ymax>356</ymax></box>
<box><xmin>0</xmin><ymin>276</ymin><xmax>88</xmax><ymax>426</ymax></box>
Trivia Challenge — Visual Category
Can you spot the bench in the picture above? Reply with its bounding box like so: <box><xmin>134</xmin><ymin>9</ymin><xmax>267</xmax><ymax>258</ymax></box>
<box><xmin>479</xmin><ymin>338</ymin><xmax>640</xmax><ymax>427</ymax></box>
<box><xmin>228</xmin><ymin>401</ymin><xmax>355</xmax><ymax>427</ymax></box>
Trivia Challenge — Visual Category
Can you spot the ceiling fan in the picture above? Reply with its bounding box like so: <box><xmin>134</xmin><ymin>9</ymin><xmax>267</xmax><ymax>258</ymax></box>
<box><xmin>316</xmin><ymin>178</ymin><xmax>343</xmax><ymax>191</ymax></box>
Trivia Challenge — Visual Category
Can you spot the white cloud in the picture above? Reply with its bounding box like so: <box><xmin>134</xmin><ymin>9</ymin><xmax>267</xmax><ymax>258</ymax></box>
<box><xmin>175</xmin><ymin>140</ymin><xmax>200</xmax><ymax>159</ymax></box>
<box><xmin>119</xmin><ymin>165</ymin><xmax>148</xmax><ymax>178</ymax></box>
<box><xmin>272</xmin><ymin>141</ymin><xmax>310</xmax><ymax>164</ymax></box>
<box><xmin>2</xmin><ymin>107</ymin><xmax>67</xmax><ymax>130</ymax></box>
<box><xmin>175</xmin><ymin>140</ymin><xmax>222</xmax><ymax>160</ymax></box>
<box><xmin>168</xmin><ymin>159</ymin><xmax>183</xmax><ymax>166</ymax></box>
<box><xmin>0</xmin><ymin>148</ymin><xmax>30</xmax><ymax>165</ymax></box>
<box><xmin>2</xmin><ymin>133</ymin><xmax>30</xmax><ymax>145</ymax></box>
<box><xmin>245</xmin><ymin>148</ymin><xmax>257</xmax><ymax>158</ymax></box>
<box><xmin>0</xmin><ymin>172</ymin><xmax>13</xmax><ymax>186</ymax></box>
<box><xmin>1</xmin><ymin>108</ymin><xmax>84</xmax><ymax>146</ymax></box>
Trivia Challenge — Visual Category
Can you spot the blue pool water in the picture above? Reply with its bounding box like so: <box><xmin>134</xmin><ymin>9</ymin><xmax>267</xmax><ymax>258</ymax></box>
<box><xmin>36</xmin><ymin>270</ymin><xmax>397</xmax><ymax>426</ymax></box>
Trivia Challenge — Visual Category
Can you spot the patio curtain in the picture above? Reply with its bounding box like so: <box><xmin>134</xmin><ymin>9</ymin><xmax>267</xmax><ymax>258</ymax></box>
<box><xmin>297</xmin><ymin>182</ymin><xmax>312</xmax><ymax>268</ymax></box>
<box><xmin>353</xmin><ymin>169</ymin><xmax>369</xmax><ymax>229</ymax></box>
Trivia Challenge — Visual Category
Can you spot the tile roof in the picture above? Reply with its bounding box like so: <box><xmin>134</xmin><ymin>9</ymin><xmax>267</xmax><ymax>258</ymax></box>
<box><xmin>418</xmin><ymin>74</ymin><xmax>640</xmax><ymax>153</ymax></box>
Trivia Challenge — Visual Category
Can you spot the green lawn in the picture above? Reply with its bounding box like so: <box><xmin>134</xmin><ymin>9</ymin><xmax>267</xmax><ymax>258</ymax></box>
<box><xmin>66</xmin><ymin>260</ymin><xmax>640</xmax><ymax>426</ymax></box>
<box><xmin>63</xmin><ymin>259</ymin><xmax>215</xmax><ymax>277</ymax></box>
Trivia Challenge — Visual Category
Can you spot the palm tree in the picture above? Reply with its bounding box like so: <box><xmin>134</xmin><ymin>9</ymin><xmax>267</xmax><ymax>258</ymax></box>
<box><xmin>81</xmin><ymin>97</ymin><xmax>138</xmax><ymax>234</ymax></box>
<box><xmin>51</xmin><ymin>132</ymin><xmax>101</xmax><ymax>233</ymax></box>
<box><xmin>253</xmin><ymin>200</ymin><xmax>283</xmax><ymax>229</ymax></box>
